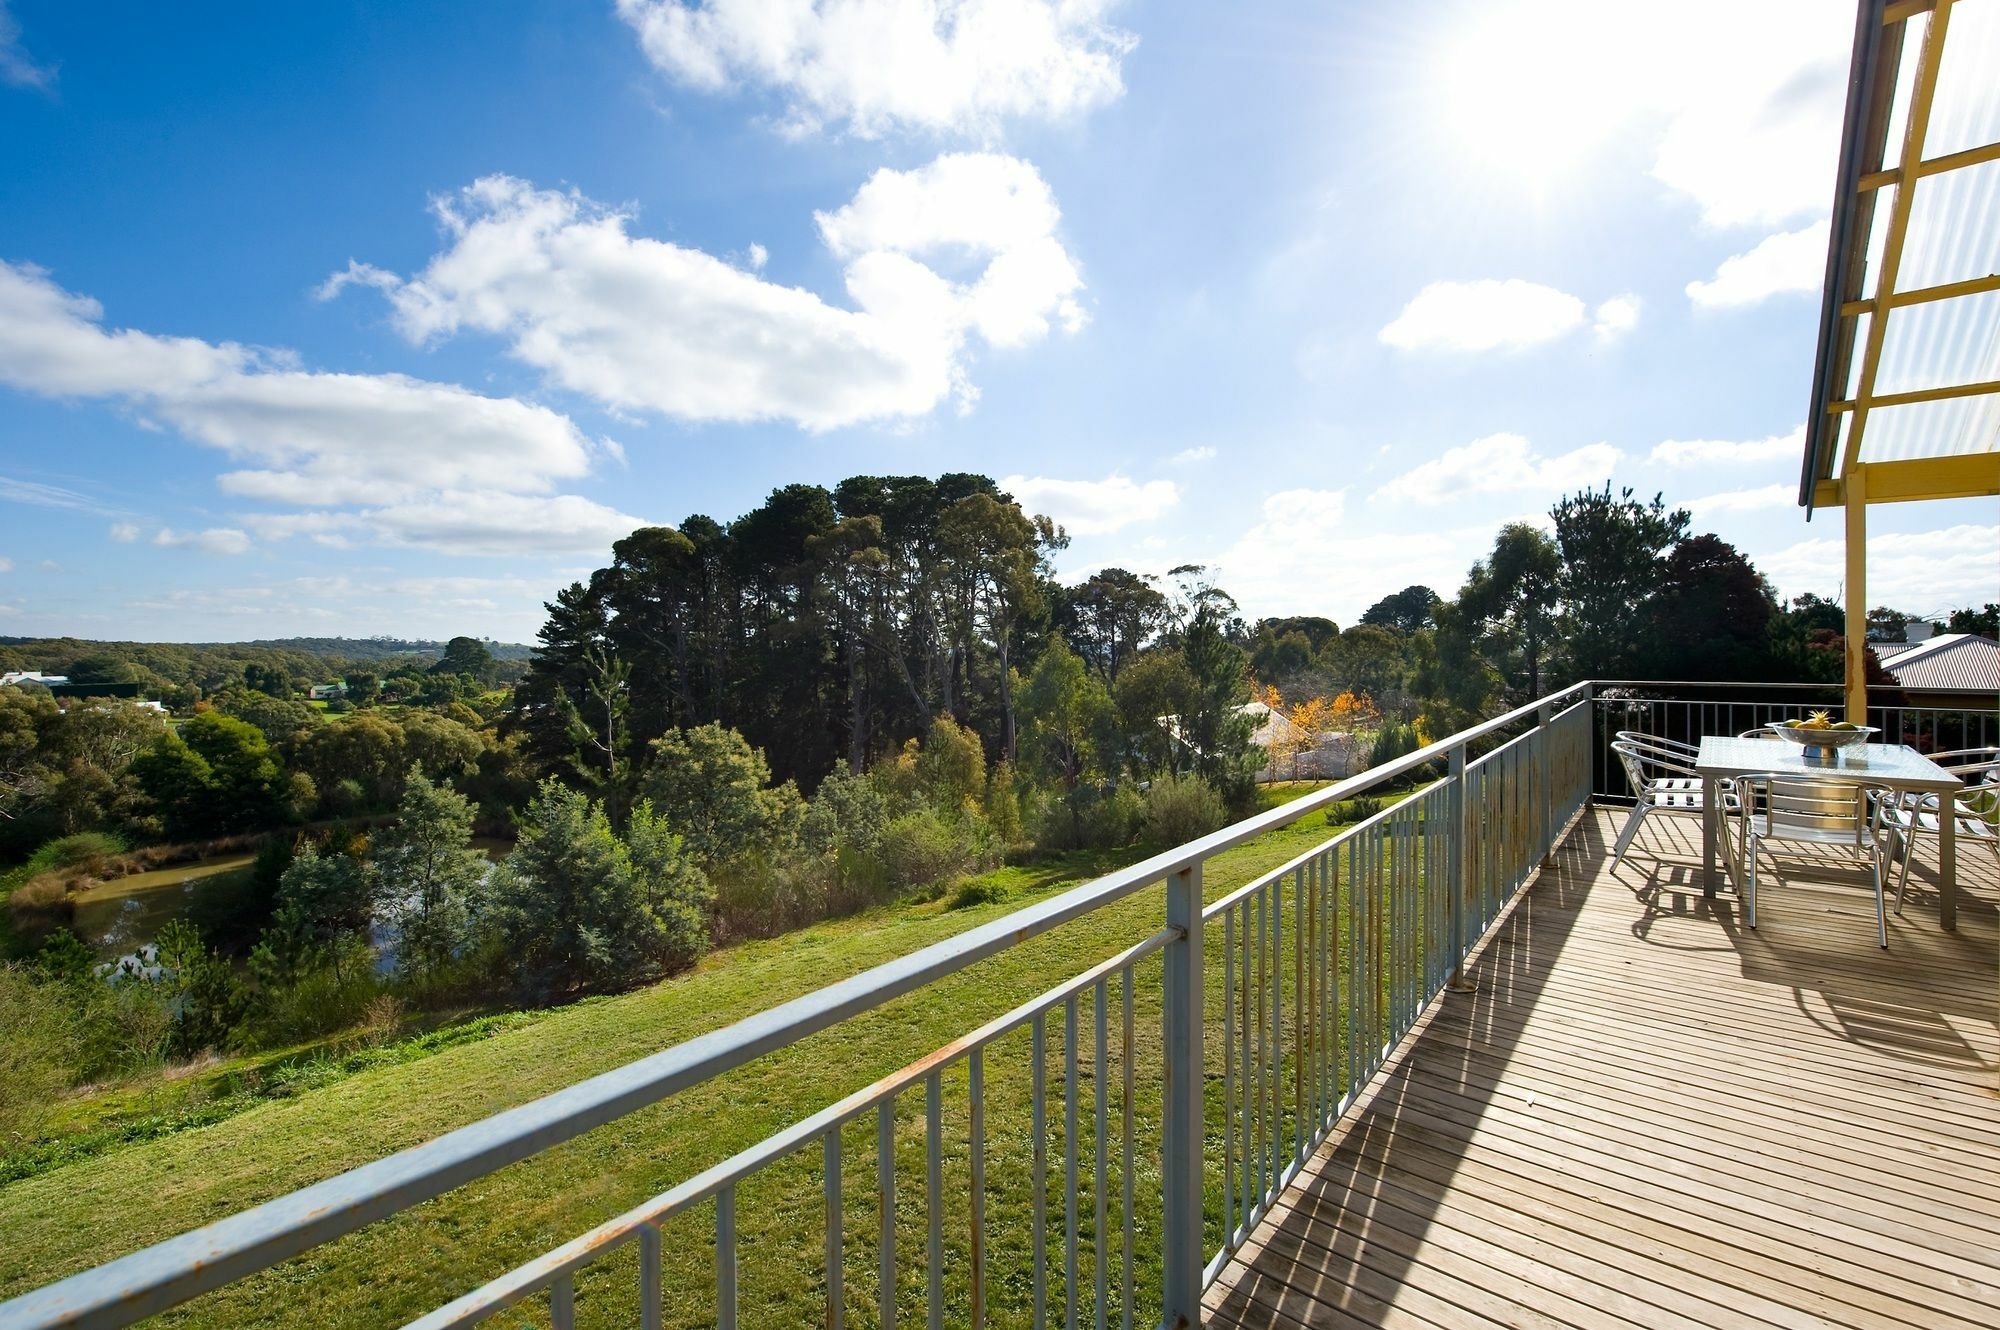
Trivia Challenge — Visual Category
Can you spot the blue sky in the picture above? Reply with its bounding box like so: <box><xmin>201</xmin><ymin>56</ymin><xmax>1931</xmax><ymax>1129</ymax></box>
<box><xmin>0</xmin><ymin>0</ymin><xmax>1992</xmax><ymax>643</ymax></box>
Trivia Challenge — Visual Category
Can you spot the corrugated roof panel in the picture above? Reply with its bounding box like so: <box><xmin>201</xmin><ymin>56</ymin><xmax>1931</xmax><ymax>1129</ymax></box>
<box><xmin>1873</xmin><ymin>287</ymin><xmax>2000</xmax><ymax>395</ymax></box>
<box><xmin>1855</xmin><ymin>392</ymin><xmax>2000</xmax><ymax>463</ymax></box>
<box><xmin>1898</xmin><ymin>157</ymin><xmax>2000</xmax><ymax>290</ymax></box>
<box><xmin>1924</xmin><ymin>0</ymin><xmax>2000</xmax><ymax>160</ymax></box>
<box><xmin>1885</xmin><ymin>635</ymin><xmax>2000</xmax><ymax>692</ymax></box>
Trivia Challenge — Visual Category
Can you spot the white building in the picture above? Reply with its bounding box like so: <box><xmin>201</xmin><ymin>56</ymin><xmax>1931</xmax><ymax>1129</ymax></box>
<box><xmin>0</xmin><ymin>670</ymin><xmax>69</xmax><ymax>687</ymax></box>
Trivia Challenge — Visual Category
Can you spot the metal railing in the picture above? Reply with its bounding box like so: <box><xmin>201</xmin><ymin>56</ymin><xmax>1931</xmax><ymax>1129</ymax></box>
<box><xmin>0</xmin><ymin>686</ymin><xmax>1599</xmax><ymax>1330</ymax></box>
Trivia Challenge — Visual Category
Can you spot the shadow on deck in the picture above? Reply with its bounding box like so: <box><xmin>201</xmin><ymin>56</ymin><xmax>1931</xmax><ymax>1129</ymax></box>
<box><xmin>1205</xmin><ymin>807</ymin><xmax>2000</xmax><ymax>1330</ymax></box>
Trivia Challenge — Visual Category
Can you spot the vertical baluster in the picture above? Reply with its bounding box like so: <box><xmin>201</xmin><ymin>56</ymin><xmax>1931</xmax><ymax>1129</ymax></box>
<box><xmin>641</xmin><ymin>1220</ymin><xmax>663</xmax><ymax>1330</ymax></box>
<box><xmin>1345</xmin><ymin>837</ymin><xmax>1359</xmax><ymax>1095</ymax></box>
<box><xmin>1329</xmin><ymin>847</ymin><xmax>1342</xmax><ymax>1115</ymax></box>
<box><xmin>1093</xmin><ymin>982</ymin><xmax>1109</xmax><ymax>1330</ymax></box>
<box><xmin>969</xmin><ymin>1052</ymin><xmax>985</xmax><ymax>1330</ymax></box>
<box><xmin>551</xmin><ymin>1272</ymin><xmax>575</xmax><ymax>1330</ymax></box>
<box><xmin>825</xmin><ymin>1129</ymin><xmax>844</xmax><ymax>1330</ymax></box>
<box><xmin>1236</xmin><ymin>899</ymin><xmax>1251</xmax><ymax>1231</ymax></box>
<box><xmin>1293</xmin><ymin>863</ymin><xmax>1305</xmax><ymax>1166</ymax></box>
<box><xmin>1272</xmin><ymin>869</ymin><xmax>1283</xmax><ymax>1176</ymax></box>
<box><xmin>878</xmin><ymin>1100</ymin><xmax>896</xmax><ymax>1330</ymax></box>
<box><xmin>1064</xmin><ymin>994</ymin><xmax>1079</xmax><ymax>1330</ymax></box>
<box><xmin>1253</xmin><ymin>884</ymin><xmax>1266</xmax><ymax>1208</ymax></box>
<box><xmin>716</xmin><ymin>1187</ymin><xmax>739</xmax><ymax>1330</ymax></box>
<box><xmin>1222</xmin><ymin>904</ymin><xmax>1235</xmax><ymax>1245</ymax></box>
<box><xmin>1159</xmin><ymin>861</ymin><xmax>1204</xmax><ymax>1330</ymax></box>
<box><xmin>1032</xmin><ymin>1014</ymin><xmax>1047</xmax><ymax>1330</ymax></box>
<box><xmin>1120</xmin><ymin>967</ymin><xmax>1134</xmax><ymax>1330</ymax></box>
<box><xmin>926</xmin><ymin>1073</ymin><xmax>943</xmax><ymax>1330</ymax></box>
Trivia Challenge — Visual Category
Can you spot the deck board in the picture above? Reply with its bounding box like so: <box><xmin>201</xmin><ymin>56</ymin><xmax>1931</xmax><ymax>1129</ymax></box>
<box><xmin>1204</xmin><ymin>807</ymin><xmax>2000</xmax><ymax>1330</ymax></box>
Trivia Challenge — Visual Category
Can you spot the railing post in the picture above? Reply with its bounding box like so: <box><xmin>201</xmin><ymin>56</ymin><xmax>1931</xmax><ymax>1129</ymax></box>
<box><xmin>1536</xmin><ymin>702</ymin><xmax>1557</xmax><ymax>869</ymax></box>
<box><xmin>1161</xmin><ymin>860</ymin><xmax>1204</xmax><ymax>1329</ymax></box>
<box><xmin>1446</xmin><ymin>742</ymin><xmax>1474</xmax><ymax>994</ymax></box>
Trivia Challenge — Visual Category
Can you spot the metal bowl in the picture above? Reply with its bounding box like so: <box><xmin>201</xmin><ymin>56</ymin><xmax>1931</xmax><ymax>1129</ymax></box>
<box><xmin>1768</xmin><ymin>723</ymin><xmax>1878</xmax><ymax>753</ymax></box>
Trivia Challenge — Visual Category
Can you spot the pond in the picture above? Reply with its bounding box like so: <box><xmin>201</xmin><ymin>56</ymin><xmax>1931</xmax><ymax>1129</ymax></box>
<box><xmin>70</xmin><ymin>854</ymin><xmax>257</xmax><ymax>964</ymax></box>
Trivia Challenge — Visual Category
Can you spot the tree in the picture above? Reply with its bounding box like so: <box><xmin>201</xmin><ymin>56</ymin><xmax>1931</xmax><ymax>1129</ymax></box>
<box><xmin>1866</xmin><ymin>607</ymin><xmax>1930</xmax><ymax>643</ymax></box>
<box><xmin>914</xmin><ymin>715</ymin><xmax>987</xmax><ymax>811</ymax></box>
<box><xmin>343</xmin><ymin>670</ymin><xmax>381</xmax><ymax>704</ymax></box>
<box><xmin>397</xmin><ymin>711</ymin><xmax>483</xmax><ymax>785</ymax></box>
<box><xmin>1017</xmin><ymin>639</ymin><xmax>1116</xmax><ymax>839</ymax></box>
<box><xmin>274</xmin><ymin>844</ymin><xmax>374</xmax><ymax>982</ymax></box>
<box><xmin>1549</xmin><ymin>485</ymin><xmax>1688</xmax><ymax>679</ymax></box>
<box><xmin>641</xmin><ymin>723</ymin><xmax>803</xmax><ymax>873</ymax></box>
<box><xmin>1947</xmin><ymin>604</ymin><xmax>2000</xmax><ymax>636</ymax></box>
<box><xmin>0</xmin><ymin>686</ymin><xmax>59</xmax><ymax>827</ymax></box>
<box><xmin>294</xmin><ymin>712</ymin><xmax>406</xmax><ymax>810</ymax></box>
<box><xmin>1360</xmin><ymin>586</ymin><xmax>1439</xmax><ymax>634</ymax></box>
<box><xmin>1065</xmin><ymin>568</ymin><xmax>1168</xmax><ymax>681</ymax></box>
<box><xmin>219</xmin><ymin>692</ymin><xmax>319</xmax><ymax>747</ymax></box>
<box><xmin>1648</xmin><ymin>535</ymin><xmax>1777</xmax><ymax>678</ymax></box>
<box><xmin>132</xmin><ymin>733</ymin><xmax>217</xmax><ymax>839</ymax></box>
<box><xmin>1323</xmin><ymin>625</ymin><xmax>1408</xmax><ymax>701</ymax></box>
<box><xmin>621</xmin><ymin>799</ymin><xmax>712</xmax><ymax>974</ymax></box>
<box><xmin>487</xmin><ymin>781</ymin><xmax>695</xmax><ymax>996</ymax></box>
<box><xmin>242</xmin><ymin>662</ymin><xmax>293</xmax><ymax>697</ymax></box>
<box><xmin>1457</xmin><ymin>523</ymin><xmax>1560</xmax><ymax>696</ymax></box>
<box><xmin>1113</xmin><ymin>649</ymin><xmax>1196</xmax><ymax>777</ymax></box>
<box><xmin>433</xmin><ymin>636</ymin><xmax>497</xmax><ymax>683</ymax></box>
<box><xmin>153</xmin><ymin>920</ymin><xmax>248</xmax><ymax>1056</ymax></box>
<box><xmin>372</xmin><ymin>772</ymin><xmax>487</xmax><ymax>981</ymax></box>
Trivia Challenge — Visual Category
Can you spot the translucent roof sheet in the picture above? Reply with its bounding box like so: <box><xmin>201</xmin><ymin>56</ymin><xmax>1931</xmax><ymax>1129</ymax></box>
<box><xmin>1801</xmin><ymin>0</ymin><xmax>2000</xmax><ymax>508</ymax></box>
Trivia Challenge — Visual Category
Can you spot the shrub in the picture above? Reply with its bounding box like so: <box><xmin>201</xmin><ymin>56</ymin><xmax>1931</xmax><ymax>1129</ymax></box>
<box><xmin>1030</xmin><ymin>784</ymin><xmax>1143</xmax><ymax>853</ymax></box>
<box><xmin>946</xmin><ymin>879</ymin><xmax>1008</xmax><ymax>910</ymax></box>
<box><xmin>0</xmin><ymin>965</ymin><xmax>80</xmax><ymax>1143</ymax></box>
<box><xmin>23</xmin><ymin>831</ymin><xmax>127</xmax><ymax>875</ymax></box>
<box><xmin>1369</xmin><ymin>722</ymin><xmax>1421</xmax><ymax>769</ymax></box>
<box><xmin>1143</xmin><ymin>774</ymin><xmax>1228</xmax><ymax>846</ymax></box>
<box><xmin>879</xmin><ymin>809</ymin><xmax>994</xmax><ymax>893</ymax></box>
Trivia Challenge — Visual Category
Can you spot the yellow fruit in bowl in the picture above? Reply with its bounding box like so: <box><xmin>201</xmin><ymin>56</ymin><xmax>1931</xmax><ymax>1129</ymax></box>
<box><xmin>1797</xmin><ymin>711</ymin><xmax>1834</xmax><ymax>731</ymax></box>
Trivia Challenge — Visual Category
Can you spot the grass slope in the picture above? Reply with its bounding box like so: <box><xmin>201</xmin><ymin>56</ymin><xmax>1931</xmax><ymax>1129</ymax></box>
<box><xmin>0</xmin><ymin>795</ymin><xmax>1359</xmax><ymax>1328</ymax></box>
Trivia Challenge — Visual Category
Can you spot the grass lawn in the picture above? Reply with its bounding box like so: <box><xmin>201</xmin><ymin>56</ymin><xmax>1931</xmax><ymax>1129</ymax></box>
<box><xmin>0</xmin><ymin>786</ymin><xmax>1391</xmax><ymax>1328</ymax></box>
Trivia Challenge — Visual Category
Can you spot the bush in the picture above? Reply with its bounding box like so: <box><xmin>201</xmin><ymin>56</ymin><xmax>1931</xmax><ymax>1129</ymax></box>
<box><xmin>0</xmin><ymin>965</ymin><xmax>81</xmax><ymax>1143</ymax></box>
<box><xmin>23</xmin><ymin>832</ymin><xmax>128</xmax><ymax>875</ymax></box>
<box><xmin>1143</xmin><ymin>774</ymin><xmax>1228</xmax><ymax>846</ymax></box>
<box><xmin>1369</xmin><ymin>722</ymin><xmax>1421</xmax><ymax>769</ymax></box>
<box><xmin>879</xmin><ymin>809</ymin><xmax>994</xmax><ymax>893</ymax></box>
<box><xmin>946</xmin><ymin>879</ymin><xmax>1008</xmax><ymax>910</ymax></box>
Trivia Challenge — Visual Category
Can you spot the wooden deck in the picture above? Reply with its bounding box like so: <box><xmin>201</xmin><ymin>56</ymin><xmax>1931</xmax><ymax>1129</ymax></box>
<box><xmin>1205</xmin><ymin>806</ymin><xmax>2000</xmax><ymax>1330</ymax></box>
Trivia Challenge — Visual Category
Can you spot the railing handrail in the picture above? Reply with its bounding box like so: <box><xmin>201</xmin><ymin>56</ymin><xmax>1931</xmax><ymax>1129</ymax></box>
<box><xmin>0</xmin><ymin>677</ymin><xmax>1594</xmax><ymax>1330</ymax></box>
<box><xmin>1595</xmin><ymin>679</ymin><xmax>1998</xmax><ymax>698</ymax></box>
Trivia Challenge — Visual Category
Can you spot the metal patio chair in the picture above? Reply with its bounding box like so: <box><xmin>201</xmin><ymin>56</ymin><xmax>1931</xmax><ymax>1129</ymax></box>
<box><xmin>1737</xmin><ymin>775</ymin><xmax>1895</xmax><ymax>948</ymax></box>
<box><xmin>1610</xmin><ymin>736</ymin><xmax>1739</xmax><ymax>864</ymax></box>
<box><xmin>1876</xmin><ymin>747</ymin><xmax>2000</xmax><ymax>913</ymax></box>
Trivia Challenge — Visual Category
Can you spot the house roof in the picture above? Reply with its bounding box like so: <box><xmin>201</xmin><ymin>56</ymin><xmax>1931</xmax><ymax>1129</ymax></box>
<box><xmin>1880</xmin><ymin>630</ymin><xmax>2000</xmax><ymax>690</ymax></box>
<box><xmin>1800</xmin><ymin>0</ymin><xmax>2000</xmax><ymax>513</ymax></box>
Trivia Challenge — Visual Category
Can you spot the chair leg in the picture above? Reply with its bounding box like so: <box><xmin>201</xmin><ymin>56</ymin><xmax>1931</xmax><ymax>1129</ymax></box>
<box><xmin>1745</xmin><ymin>838</ymin><xmax>1758</xmax><ymax>929</ymax></box>
<box><xmin>1894</xmin><ymin>830</ymin><xmax>1915</xmax><ymax>915</ymax></box>
<box><xmin>1871</xmin><ymin>851</ymin><xmax>1887</xmax><ymax>949</ymax></box>
<box><xmin>1612</xmin><ymin>803</ymin><xmax>1647</xmax><ymax>860</ymax></box>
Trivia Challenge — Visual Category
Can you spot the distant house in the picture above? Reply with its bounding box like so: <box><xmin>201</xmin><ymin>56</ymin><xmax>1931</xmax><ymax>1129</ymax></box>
<box><xmin>309</xmin><ymin>682</ymin><xmax>348</xmax><ymax>701</ymax></box>
<box><xmin>1240</xmin><ymin>700</ymin><xmax>1363</xmax><ymax>782</ymax></box>
<box><xmin>0</xmin><ymin>670</ymin><xmax>69</xmax><ymax>687</ymax></box>
<box><xmin>1877</xmin><ymin>631</ymin><xmax>1999</xmax><ymax>702</ymax></box>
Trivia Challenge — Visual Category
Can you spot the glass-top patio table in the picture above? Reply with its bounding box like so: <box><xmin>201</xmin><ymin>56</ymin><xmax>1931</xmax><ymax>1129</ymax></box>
<box><xmin>1695</xmin><ymin>736</ymin><xmax>1965</xmax><ymax>930</ymax></box>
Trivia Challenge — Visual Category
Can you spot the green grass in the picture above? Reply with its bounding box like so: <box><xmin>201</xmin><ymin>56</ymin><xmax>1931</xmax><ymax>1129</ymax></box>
<box><xmin>0</xmin><ymin>788</ymin><xmax>1376</xmax><ymax>1328</ymax></box>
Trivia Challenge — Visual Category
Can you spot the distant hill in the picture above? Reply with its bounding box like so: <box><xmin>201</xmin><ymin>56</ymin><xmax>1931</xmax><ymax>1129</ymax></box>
<box><xmin>0</xmin><ymin>636</ymin><xmax>534</xmax><ymax>662</ymax></box>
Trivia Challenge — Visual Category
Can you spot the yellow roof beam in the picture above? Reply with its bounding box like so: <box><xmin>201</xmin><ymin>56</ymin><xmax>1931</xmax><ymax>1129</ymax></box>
<box><xmin>1839</xmin><ymin>0</ymin><xmax>1954</xmax><ymax>476</ymax></box>
<box><xmin>1858</xmin><ymin>139</ymin><xmax>2000</xmax><ymax>191</ymax></box>
<box><xmin>1827</xmin><ymin>376</ymin><xmax>2000</xmax><ymax>414</ymax></box>
<box><xmin>1813</xmin><ymin>453</ymin><xmax>2000</xmax><ymax>507</ymax></box>
<box><xmin>1841</xmin><ymin>272</ymin><xmax>2000</xmax><ymax>317</ymax></box>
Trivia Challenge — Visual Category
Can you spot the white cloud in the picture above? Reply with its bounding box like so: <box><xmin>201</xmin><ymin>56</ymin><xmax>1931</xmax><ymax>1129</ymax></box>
<box><xmin>0</xmin><ymin>1</ymin><xmax>54</xmax><ymax>91</ymax></box>
<box><xmin>1433</xmin><ymin>1</ymin><xmax>1848</xmax><ymax>228</ymax></box>
<box><xmin>1686</xmin><ymin>483</ymin><xmax>1796</xmax><ymax>519</ymax></box>
<box><xmin>132</xmin><ymin>574</ymin><xmax>565</xmax><ymax>642</ymax></box>
<box><xmin>1686</xmin><ymin>221</ymin><xmax>1830</xmax><ymax>309</ymax></box>
<box><xmin>1374</xmin><ymin>433</ymin><xmax>1621</xmax><ymax>503</ymax></box>
<box><xmin>336</xmin><ymin>163</ymin><xmax>1082</xmax><ymax>431</ymax></box>
<box><xmin>1650</xmin><ymin>424</ymin><xmax>1803</xmax><ymax>468</ymax></box>
<box><xmin>0</xmin><ymin>261</ymin><xmax>596</xmax><ymax>507</ymax></box>
<box><xmin>246</xmin><ymin>492</ymin><xmax>650</xmax><ymax>557</ymax></box>
<box><xmin>1</xmin><ymin>475</ymin><xmax>128</xmax><ymax>517</ymax></box>
<box><xmin>1379</xmin><ymin>279</ymin><xmax>1586</xmax><ymax>353</ymax></box>
<box><xmin>1169</xmin><ymin>446</ymin><xmax>1215</xmax><ymax>465</ymax></box>
<box><xmin>745</xmin><ymin>242</ymin><xmax>768</xmax><ymax>270</ymax></box>
<box><xmin>153</xmin><ymin>526</ymin><xmax>252</xmax><ymax>556</ymax></box>
<box><xmin>616</xmin><ymin>0</ymin><xmax>1133</xmax><ymax>138</ymax></box>
<box><xmin>1001</xmin><ymin>473</ymin><xmax>1178</xmax><ymax>536</ymax></box>
<box><xmin>1757</xmin><ymin>524</ymin><xmax>2000</xmax><ymax>612</ymax></box>
<box><xmin>1591</xmin><ymin>295</ymin><xmax>1641</xmax><ymax>341</ymax></box>
<box><xmin>1211</xmin><ymin>489</ymin><xmax>1489</xmax><ymax>621</ymax></box>
<box><xmin>0</xmin><ymin>556</ymin><xmax>11</xmax><ymax>573</ymax></box>
<box><xmin>108</xmin><ymin>522</ymin><xmax>140</xmax><ymax>543</ymax></box>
